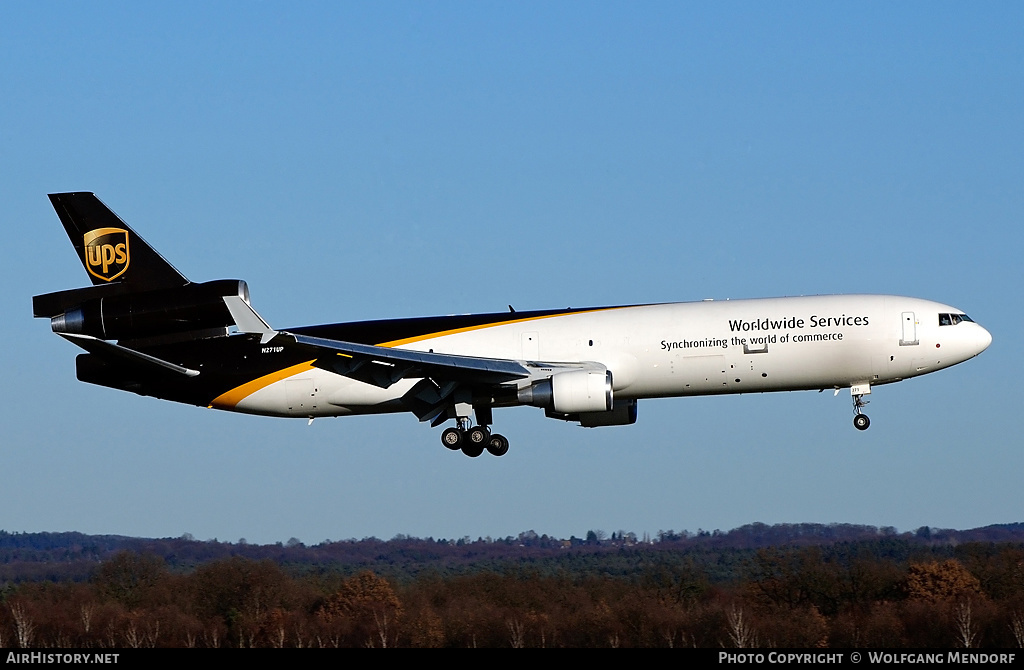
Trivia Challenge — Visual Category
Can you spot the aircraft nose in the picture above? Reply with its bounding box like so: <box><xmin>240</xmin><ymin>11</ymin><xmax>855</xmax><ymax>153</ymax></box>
<box><xmin>976</xmin><ymin>324</ymin><xmax>993</xmax><ymax>354</ymax></box>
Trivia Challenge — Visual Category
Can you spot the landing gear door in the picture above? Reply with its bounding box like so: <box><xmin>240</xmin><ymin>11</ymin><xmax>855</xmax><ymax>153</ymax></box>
<box><xmin>287</xmin><ymin>378</ymin><xmax>317</xmax><ymax>415</ymax></box>
<box><xmin>900</xmin><ymin>312</ymin><xmax>918</xmax><ymax>346</ymax></box>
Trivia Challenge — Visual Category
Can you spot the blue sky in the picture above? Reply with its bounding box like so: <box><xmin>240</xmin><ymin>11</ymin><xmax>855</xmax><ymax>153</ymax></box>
<box><xmin>2</xmin><ymin>2</ymin><xmax>1021</xmax><ymax>545</ymax></box>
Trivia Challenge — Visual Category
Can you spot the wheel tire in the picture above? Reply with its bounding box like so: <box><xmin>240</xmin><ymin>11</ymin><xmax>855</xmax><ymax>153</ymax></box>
<box><xmin>467</xmin><ymin>426</ymin><xmax>489</xmax><ymax>446</ymax></box>
<box><xmin>486</xmin><ymin>434</ymin><xmax>510</xmax><ymax>457</ymax></box>
<box><xmin>853</xmin><ymin>414</ymin><xmax>870</xmax><ymax>431</ymax></box>
<box><xmin>462</xmin><ymin>441</ymin><xmax>485</xmax><ymax>458</ymax></box>
<box><xmin>441</xmin><ymin>427</ymin><xmax>463</xmax><ymax>450</ymax></box>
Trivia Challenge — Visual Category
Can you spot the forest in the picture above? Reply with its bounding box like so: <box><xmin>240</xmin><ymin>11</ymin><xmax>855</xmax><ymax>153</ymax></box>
<box><xmin>0</xmin><ymin>523</ymin><xmax>1022</xmax><ymax>648</ymax></box>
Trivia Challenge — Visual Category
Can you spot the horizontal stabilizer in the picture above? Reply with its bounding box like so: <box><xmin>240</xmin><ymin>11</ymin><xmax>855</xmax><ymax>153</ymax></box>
<box><xmin>59</xmin><ymin>333</ymin><xmax>200</xmax><ymax>377</ymax></box>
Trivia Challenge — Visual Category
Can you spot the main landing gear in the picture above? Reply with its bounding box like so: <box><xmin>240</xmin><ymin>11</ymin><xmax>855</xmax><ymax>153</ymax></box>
<box><xmin>440</xmin><ymin>418</ymin><xmax>510</xmax><ymax>457</ymax></box>
<box><xmin>851</xmin><ymin>384</ymin><xmax>871</xmax><ymax>431</ymax></box>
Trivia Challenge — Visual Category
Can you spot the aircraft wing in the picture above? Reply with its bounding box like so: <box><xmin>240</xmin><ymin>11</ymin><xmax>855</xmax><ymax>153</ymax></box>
<box><xmin>227</xmin><ymin>294</ymin><xmax>531</xmax><ymax>388</ymax></box>
<box><xmin>280</xmin><ymin>332</ymin><xmax>531</xmax><ymax>389</ymax></box>
<box><xmin>226</xmin><ymin>295</ymin><xmax>566</xmax><ymax>423</ymax></box>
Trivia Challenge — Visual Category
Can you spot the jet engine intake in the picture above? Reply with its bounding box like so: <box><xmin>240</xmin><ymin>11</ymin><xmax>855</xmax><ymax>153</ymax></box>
<box><xmin>518</xmin><ymin>369</ymin><xmax>613</xmax><ymax>414</ymax></box>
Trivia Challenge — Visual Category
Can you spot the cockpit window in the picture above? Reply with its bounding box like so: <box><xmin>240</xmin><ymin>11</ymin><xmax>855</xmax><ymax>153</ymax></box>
<box><xmin>939</xmin><ymin>313</ymin><xmax>974</xmax><ymax>326</ymax></box>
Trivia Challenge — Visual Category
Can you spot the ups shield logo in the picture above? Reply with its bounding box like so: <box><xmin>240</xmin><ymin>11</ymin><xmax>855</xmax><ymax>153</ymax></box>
<box><xmin>83</xmin><ymin>227</ymin><xmax>130</xmax><ymax>282</ymax></box>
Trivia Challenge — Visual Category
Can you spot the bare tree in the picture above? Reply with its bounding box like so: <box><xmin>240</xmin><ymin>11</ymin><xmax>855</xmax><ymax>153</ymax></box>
<box><xmin>122</xmin><ymin>619</ymin><xmax>142</xmax><ymax>649</ymax></box>
<box><xmin>144</xmin><ymin>618</ymin><xmax>160</xmax><ymax>648</ymax></box>
<box><xmin>202</xmin><ymin>622</ymin><xmax>223</xmax><ymax>649</ymax></box>
<box><xmin>52</xmin><ymin>628</ymin><xmax>72</xmax><ymax>648</ymax></box>
<box><xmin>953</xmin><ymin>600</ymin><xmax>977</xmax><ymax>649</ymax></box>
<box><xmin>1010</xmin><ymin>611</ymin><xmax>1024</xmax><ymax>648</ymax></box>
<box><xmin>103</xmin><ymin>622</ymin><xmax>118</xmax><ymax>649</ymax></box>
<box><xmin>727</xmin><ymin>605</ymin><xmax>758</xmax><ymax>648</ymax></box>
<box><xmin>10</xmin><ymin>603</ymin><xmax>35</xmax><ymax>649</ymax></box>
<box><xmin>273</xmin><ymin>623</ymin><xmax>286</xmax><ymax>648</ymax></box>
<box><xmin>507</xmin><ymin>617</ymin><xmax>525</xmax><ymax>648</ymax></box>
<box><xmin>80</xmin><ymin>604</ymin><xmax>94</xmax><ymax>635</ymax></box>
<box><xmin>373</xmin><ymin>609</ymin><xmax>394</xmax><ymax>648</ymax></box>
<box><xmin>292</xmin><ymin>619</ymin><xmax>311</xmax><ymax>649</ymax></box>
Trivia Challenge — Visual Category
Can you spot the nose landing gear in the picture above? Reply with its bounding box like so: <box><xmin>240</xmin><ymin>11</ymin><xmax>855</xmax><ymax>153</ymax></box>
<box><xmin>851</xmin><ymin>384</ymin><xmax>871</xmax><ymax>431</ymax></box>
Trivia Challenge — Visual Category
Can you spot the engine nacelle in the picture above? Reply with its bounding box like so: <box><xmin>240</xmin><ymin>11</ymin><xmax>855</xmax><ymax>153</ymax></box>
<box><xmin>579</xmin><ymin>399</ymin><xmax>638</xmax><ymax>427</ymax></box>
<box><xmin>545</xmin><ymin>399</ymin><xmax>638</xmax><ymax>427</ymax></box>
<box><xmin>518</xmin><ymin>369</ymin><xmax>613</xmax><ymax>414</ymax></box>
<box><xmin>50</xmin><ymin>279</ymin><xmax>248</xmax><ymax>341</ymax></box>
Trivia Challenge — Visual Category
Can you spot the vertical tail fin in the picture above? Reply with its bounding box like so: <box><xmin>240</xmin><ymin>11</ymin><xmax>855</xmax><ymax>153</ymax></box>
<box><xmin>48</xmin><ymin>192</ymin><xmax>188</xmax><ymax>289</ymax></box>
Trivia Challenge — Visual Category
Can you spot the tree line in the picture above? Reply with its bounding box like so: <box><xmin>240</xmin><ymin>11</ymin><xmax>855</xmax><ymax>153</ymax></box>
<box><xmin>0</xmin><ymin>530</ymin><xmax>1022</xmax><ymax>647</ymax></box>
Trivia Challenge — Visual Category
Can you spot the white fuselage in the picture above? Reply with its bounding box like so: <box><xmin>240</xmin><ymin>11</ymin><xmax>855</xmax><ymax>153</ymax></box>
<box><xmin>233</xmin><ymin>294</ymin><xmax>991</xmax><ymax>418</ymax></box>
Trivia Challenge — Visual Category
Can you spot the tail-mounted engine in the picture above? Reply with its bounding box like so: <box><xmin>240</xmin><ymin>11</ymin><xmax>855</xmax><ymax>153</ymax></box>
<box><xmin>37</xmin><ymin>279</ymin><xmax>249</xmax><ymax>342</ymax></box>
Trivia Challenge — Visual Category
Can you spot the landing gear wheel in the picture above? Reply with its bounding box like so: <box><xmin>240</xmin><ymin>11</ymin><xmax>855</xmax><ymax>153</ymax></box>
<box><xmin>441</xmin><ymin>427</ymin><xmax>463</xmax><ymax>450</ymax></box>
<box><xmin>462</xmin><ymin>441</ymin><xmax>485</xmax><ymax>458</ymax></box>
<box><xmin>466</xmin><ymin>426</ymin><xmax>489</xmax><ymax>447</ymax></box>
<box><xmin>486</xmin><ymin>434</ymin><xmax>510</xmax><ymax>457</ymax></box>
<box><xmin>851</xmin><ymin>391</ymin><xmax>871</xmax><ymax>431</ymax></box>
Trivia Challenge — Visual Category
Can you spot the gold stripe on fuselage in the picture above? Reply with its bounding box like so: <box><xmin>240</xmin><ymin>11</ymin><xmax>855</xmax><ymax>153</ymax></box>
<box><xmin>375</xmin><ymin>306</ymin><xmax>631</xmax><ymax>348</ymax></box>
<box><xmin>211</xmin><ymin>307</ymin><xmax>632</xmax><ymax>409</ymax></box>
<box><xmin>209</xmin><ymin>360</ymin><xmax>317</xmax><ymax>409</ymax></box>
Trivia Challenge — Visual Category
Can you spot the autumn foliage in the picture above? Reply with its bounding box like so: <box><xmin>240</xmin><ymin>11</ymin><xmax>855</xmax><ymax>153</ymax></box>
<box><xmin>0</xmin><ymin>528</ymin><xmax>1023</xmax><ymax>647</ymax></box>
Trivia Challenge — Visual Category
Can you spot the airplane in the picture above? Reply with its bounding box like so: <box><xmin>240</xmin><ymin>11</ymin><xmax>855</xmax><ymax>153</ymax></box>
<box><xmin>34</xmin><ymin>193</ymin><xmax>992</xmax><ymax>457</ymax></box>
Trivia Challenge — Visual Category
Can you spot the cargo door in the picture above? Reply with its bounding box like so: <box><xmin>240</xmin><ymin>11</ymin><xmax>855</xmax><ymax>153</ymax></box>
<box><xmin>900</xmin><ymin>312</ymin><xmax>918</xmax><ymax>346</ymax></box>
